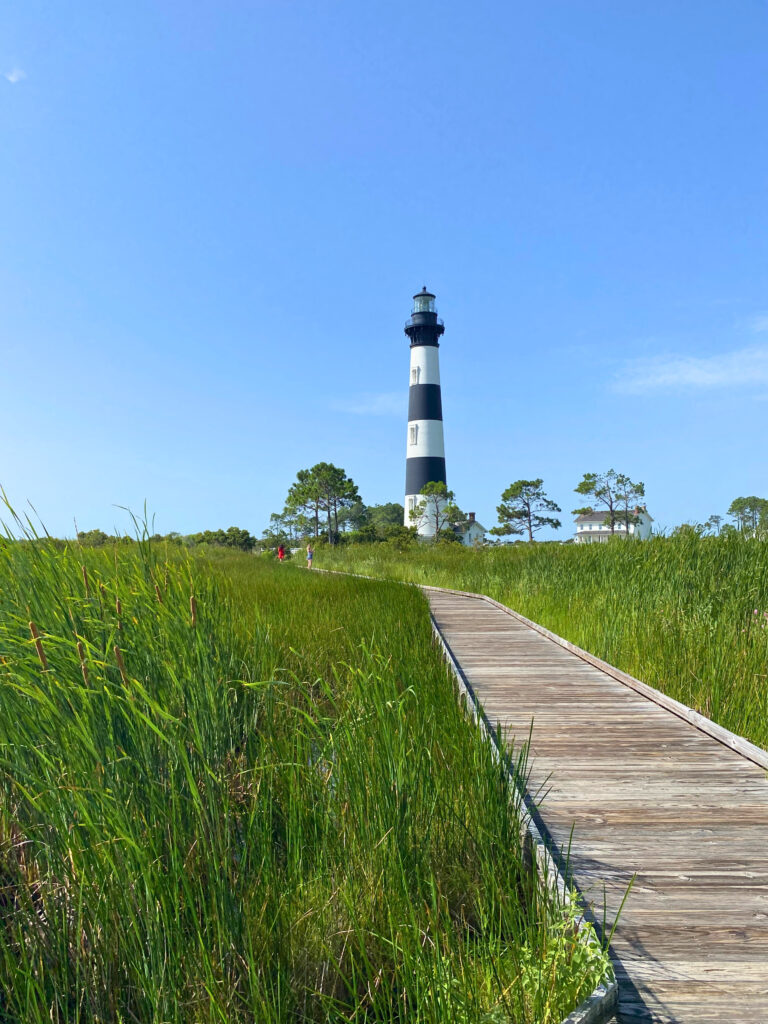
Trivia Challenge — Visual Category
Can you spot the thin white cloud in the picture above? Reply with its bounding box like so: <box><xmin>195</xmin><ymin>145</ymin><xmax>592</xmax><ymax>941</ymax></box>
<box><xmin>4</xmin><ymin>68</ymin><xmax>26</xmax><ymax>84</ymax></box>
<box><xmin>614</xmin><ymin>345</ymin><xmax>768</xmax><ymax>394</ymax></box>
<box><xmin>747</xmin><ymin>313</ymin><xmax>768</xmax><ymax>334</ymax></box>
<box><xmin>332</xmin><ymin>391</ymin><xmax>403</xmax><ymax>416</ymax></box>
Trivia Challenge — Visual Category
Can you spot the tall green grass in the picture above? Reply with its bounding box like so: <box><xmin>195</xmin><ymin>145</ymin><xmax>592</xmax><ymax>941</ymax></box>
<box><xmin>321</xmin><ymin>534</ymin><xmax>768</xmax><ymax>750</ymax></box>
<box><xmin>0</xmin><ymin>536</ymin><xmax>608</xmax><ymax>1022</ymax></box>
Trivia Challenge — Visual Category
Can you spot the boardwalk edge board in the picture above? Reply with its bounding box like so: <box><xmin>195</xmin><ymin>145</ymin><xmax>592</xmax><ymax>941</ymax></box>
<box><xmin>314</xmin><ymin>570</ymin><xmax>618</xmax><ymax>1024</ymax></box>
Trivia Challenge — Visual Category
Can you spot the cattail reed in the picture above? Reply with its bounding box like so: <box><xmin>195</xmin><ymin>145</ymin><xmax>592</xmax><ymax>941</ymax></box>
<box><xmin>77</xmin><ymin>641</ymin><xmax>89</xmax><ymax>686</ymax></box>
<box><xmin>116</xmin><ymin>596</ymin><xmax>122</xmax><ymax>630</ymax></box>
<box><xmin>190</xmin><ymin>593</ymin><xmax>197</xmax><ymax>628</ymax></box>
<box><xmin>29</xmin><ymin>621</ymin><xmax>48</xmax><ymax>671</ymax></box>
<box><xmin>154</xmin><ymin>582</ymin><xmax>162</xmax><ymax>604</ymax></box>
<box><xmin>82</xmin><ymin>565</ymin><xmax>90</xmax><ymax>598</ymax></box>
<box><xmin>113</xmin><ymin>645</ymin><xmax>128</xmax><ymax>686</ymax></box>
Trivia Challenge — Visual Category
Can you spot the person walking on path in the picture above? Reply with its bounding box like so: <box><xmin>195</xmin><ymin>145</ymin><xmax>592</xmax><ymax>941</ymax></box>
<box><xmin>306</xmin><ymin>543</ymin><xmax>314</xmax><ymax>569</ymax></box>
<box><xmin>277</xmin><ymin>544</ymin><xmax>285</xmax><ymax>562</ymax></box>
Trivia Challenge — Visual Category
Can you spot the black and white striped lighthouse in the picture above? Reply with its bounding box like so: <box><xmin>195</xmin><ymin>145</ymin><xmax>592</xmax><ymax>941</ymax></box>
<box><xmin>404</xmin><ymin>287</ymin><xmax>446</xmax><ymax>536</ymax></box>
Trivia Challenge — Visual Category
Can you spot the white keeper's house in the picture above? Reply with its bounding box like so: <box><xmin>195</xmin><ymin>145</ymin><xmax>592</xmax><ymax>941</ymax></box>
<box><xmin>574</xmin><ymin>506</ymin><xmax>653</xmax><ymax>543</ymax></box>
<box><xmin>453</xmin><ymin>512</ymin><xmax>487</xmax><ymax>546</ymax></box>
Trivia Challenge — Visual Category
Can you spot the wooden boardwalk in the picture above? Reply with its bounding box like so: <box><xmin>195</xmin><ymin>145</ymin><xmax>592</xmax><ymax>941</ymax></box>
<box><xmin>427</xmin><ymin>588</ymin><xmax>768</xmax><ymax>1024</ymax></box>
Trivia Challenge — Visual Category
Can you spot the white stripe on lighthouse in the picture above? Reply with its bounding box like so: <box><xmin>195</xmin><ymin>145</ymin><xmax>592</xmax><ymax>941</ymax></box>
<box><xmin>405</xmin><ymin>419</ymin><xmax>445</xmax><ymax>459</ymax></box>
<box><xmin>409</xmin><ymin>346</ymin><xmax>441</xmax><ymax>386</ymax></box>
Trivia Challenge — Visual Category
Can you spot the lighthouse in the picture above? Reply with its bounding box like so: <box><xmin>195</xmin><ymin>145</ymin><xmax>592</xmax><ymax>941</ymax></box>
<box><xmin>404</xmin><ymin>287</ymin><xmax>446</xmax><ymax>536</ymax></box>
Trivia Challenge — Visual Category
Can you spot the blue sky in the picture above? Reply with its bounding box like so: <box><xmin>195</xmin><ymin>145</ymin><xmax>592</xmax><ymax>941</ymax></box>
<box><xmin>1</xmin><ymin>0</ymin><xmax>766</xmax><ymax>540</ymax></box>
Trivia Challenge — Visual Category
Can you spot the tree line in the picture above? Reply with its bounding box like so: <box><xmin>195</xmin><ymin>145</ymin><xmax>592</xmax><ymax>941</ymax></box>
<box><xmin>263</xmin><ymin>462</ymin><xmax>412</xmax><ymax>548</ymax></box>
<box><xmin>492</xmin><ymin>472</ymin><xmax>768</xmax><ymax>540</ymax></box>
<box><xmin>69</xmin><ymin>469</ymin><xmax>768</xmax><ymax>555</ymax></box>
<box><xmin>488</xmin><ymin>469</ymin><xmax>646</xmax><ymax>541</ymax></box>
<box><xmin>678</xmin><ymin>497</ymin><xmax>768</xmax><ymax>537</ymax></box>
<box><xmin>265</xmin><ymin>466</ymin><xmax>474</xmax><ymax>547</ymax></box>
<box><xmin>75</xmin><ymin>526</ymin><xmax>258</xmax><ymax>552</ymax></box>
<box><xmin>263</xmin><ymin>465</ymin><xmax>646</xmax><ymax>547</ymax></box>
<box><xmin>265</xmin><ymin>462</ymin><xmax>768</xmax><ymax>548</ymax></box>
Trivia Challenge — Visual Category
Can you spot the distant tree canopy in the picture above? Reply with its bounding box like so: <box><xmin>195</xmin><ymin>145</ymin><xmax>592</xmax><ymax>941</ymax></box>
<box><xmin>728</xmin><ymin>496</ymin><xmax>768</xmax><ymax>534</ymax></box>
<box><xmin>491</xmin><ymin>479</ymin><xmax>561</xmax><ymax>542</ymax></box>
<box><xmin>281</xmin><ymin>463</ymin><xmax>361</xmax><ymax>545</ymax></box>
<box><xmin>261</xmin><ymin>509</ymin><xmax>312</xmax><ymax>548</ymax></box>
<box><xmin>342</xmin><ymin>504</ymin><xmax>409</xmax><ymax>545</ymax></box>
<box><xmin>77</xmin><ymin>529</ymin><xmax>117</xmax><ymax>547</ymax></box>
<box><xmin>573</xmin><ymin>469</ymin><xmax>645</xmax><ymax>534</ymax></box>
<box><xmin>367</xmin><ymin>503</ymin><xmax>405</xmax><ymax>530</ymax></box>
<box><xmin>264</xmin><ymin>469</ymin><xmax>469</xmax><ymax>546</ymax></box>
<box><xmin>343</xmin><ymin>499</ymin><xmax>369</xmax><ymax>533</ymax></box>
<box><xmin>190</xmin><ymin>527</ymin><xmax>256</xmax><ymax>552</ymax></box>
<box><xmin>75</xmin><ymin>527</ymin><xmax>256</xmax><ymax>551</ymax></box>
<box><xmin>261</xmin><ymin>483</ymin><xmax>408</xmax><ymax>548</ymax></box>
<box><xmin>668</xmin><ymin>501</ymin><xmax>768</xmax><ymax>540</ymax></box>
<box><xmin>703</xmin><ymin>514</ymin><xmax>723</xmax><ymax>536</ymax></box>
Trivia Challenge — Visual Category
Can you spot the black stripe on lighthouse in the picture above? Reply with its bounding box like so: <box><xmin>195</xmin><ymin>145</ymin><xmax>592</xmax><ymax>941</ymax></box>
<box><xmin>408</xmin><ymin>384</ymin><xmax>443</xmax><ymax>421</ymax></box>
<box><xmin>406</xmin><ymin>456</ymin><xmax>447</xmax><ymax>495</ymax></box>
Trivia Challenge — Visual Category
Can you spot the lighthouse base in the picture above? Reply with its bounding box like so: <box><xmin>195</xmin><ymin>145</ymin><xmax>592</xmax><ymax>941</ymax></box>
<box><xmin>404</xmin><ymin>493</ymin><xmax>447</xmax><ymax>538</ymax></box>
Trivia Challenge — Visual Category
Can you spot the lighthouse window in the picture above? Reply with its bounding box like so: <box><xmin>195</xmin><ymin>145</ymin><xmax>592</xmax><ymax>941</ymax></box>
<box><xmin>411</xmin><ymin>366</ymin><xmax>421</xmax><ymax>385</ymax></box>
<box><xmin>409</xmin><ymin>424</ymin><xmax>418</xmax><ymax>445</ymax></box>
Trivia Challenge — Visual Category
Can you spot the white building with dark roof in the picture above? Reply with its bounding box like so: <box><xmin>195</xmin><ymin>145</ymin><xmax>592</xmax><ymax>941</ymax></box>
<box><xmin>453</xmin><ymin>512</ymin><xmax>487</xmax><ymax>546</ymax></box>
<box><xmin>574</xmin><ymin>506</ymin><xmax>653</xmax><ymax>543</ymax></box>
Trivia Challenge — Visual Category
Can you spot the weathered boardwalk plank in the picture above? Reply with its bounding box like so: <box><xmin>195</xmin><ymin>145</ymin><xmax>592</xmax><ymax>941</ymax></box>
<box><xmin>427</xmin><ymin>589</ymin><xmax>768</xmax><ymax>1024</ymax></box>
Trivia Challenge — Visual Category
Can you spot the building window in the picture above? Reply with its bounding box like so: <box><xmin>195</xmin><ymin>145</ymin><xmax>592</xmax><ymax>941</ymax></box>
<box><xmin>411</xmin><ymin>366</ymin><xmax>421</xmax><ymax>385</ymax></box>
<box><xmin>408</xmin><ymin>497</ymin><xmax>415</xmax><ymax>511</ymax></box>
<box><xmin>409</xmin><ymin>424</ymin><xmax>418</xmax><ymax>445</ymax></box>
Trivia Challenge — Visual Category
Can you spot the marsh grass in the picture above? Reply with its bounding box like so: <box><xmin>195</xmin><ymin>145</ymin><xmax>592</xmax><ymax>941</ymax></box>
<box><xmin>321</xmin><ymin>534</ymin><xmax>768</xmax><ymax>750</ymax></box>
<box><xmin>0</xmin><ymin>532</ymin><xmax>608</xmax><ymax>1022</ymax></box>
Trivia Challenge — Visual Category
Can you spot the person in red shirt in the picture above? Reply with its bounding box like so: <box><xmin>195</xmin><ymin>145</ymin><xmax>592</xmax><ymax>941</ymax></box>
<box><xmin>277</xmin><ymin>544</ymin><xmax>285</xmax><ymax>562</ymax></box>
